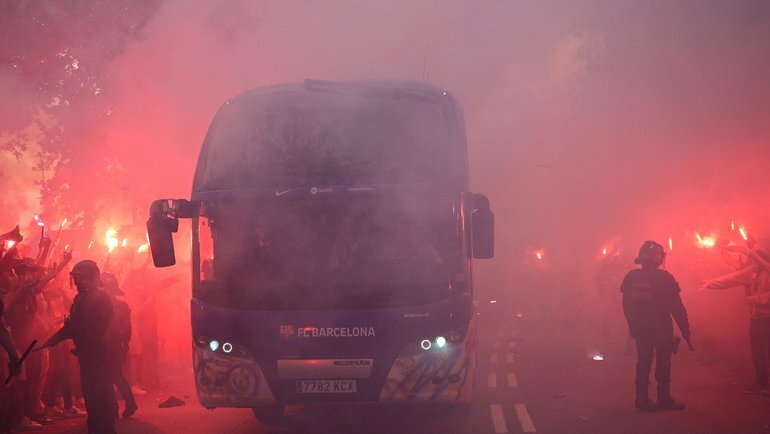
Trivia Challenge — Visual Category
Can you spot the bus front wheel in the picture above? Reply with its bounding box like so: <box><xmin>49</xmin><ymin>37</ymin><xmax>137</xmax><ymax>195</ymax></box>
<box><xmin>252</xmin><ymin>405</ymin><xmax>285</xmax><ymax>425</ymax></box>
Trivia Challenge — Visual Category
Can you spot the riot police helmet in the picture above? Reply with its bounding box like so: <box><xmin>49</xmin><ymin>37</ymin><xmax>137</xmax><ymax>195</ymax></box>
<box><xmin>70</xmin><ymin>260</ymin><xmax>103</xmax><ymax>289</ymax></box>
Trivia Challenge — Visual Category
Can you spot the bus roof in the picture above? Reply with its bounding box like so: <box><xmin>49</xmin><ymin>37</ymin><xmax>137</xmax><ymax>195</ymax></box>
<box><xmin>192</xmin><ymin>79</ymin><xmax>469</xmax><ymax>198</ymax></box>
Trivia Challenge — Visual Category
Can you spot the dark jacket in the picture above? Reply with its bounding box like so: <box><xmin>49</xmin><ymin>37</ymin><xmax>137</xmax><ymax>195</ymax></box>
<box><xmin>58</xmin><ymin>288</ymin><xmax>113</xmax><ymax>357</ymax></box>
<box><xmin>621</xmin><ymin>268</ymin><xmax>690</xmax><ymax>340</ymax></box>
<box><xmin>105</xmin><ymin>298</ymin><xmax>131</xmax><ymax>357</ymax></box>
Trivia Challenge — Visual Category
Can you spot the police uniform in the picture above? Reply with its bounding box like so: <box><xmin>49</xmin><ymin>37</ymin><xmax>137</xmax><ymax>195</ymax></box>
<box><xmin>47</xmin><ymin>261</ymin><xmax>117</xmax><ymax>433</ymax></box>
<box><xmin>103</xmin><ymin>273</ymin><xmax>137</xmax><ymax>418</ymax></box>
<box><xmin>621</xmin><ymin>241</ymin><xmax>690</xmax><ymax>411</ymax></box>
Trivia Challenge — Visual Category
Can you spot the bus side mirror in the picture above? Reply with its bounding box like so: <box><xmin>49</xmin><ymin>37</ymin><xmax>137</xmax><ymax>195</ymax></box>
<box><xmin>147</xmin><ymin>201</ymin><xmax>180</xmax><ymax>267</ymax></box>
<box><xmin>147</xmin><ymin>215</ymin><xmax>178</xmax><ymax>267</ymax></box>
<box><xmin>471</xmin><ymin>194</ymin><xmax>494</xmax><ymax>259</ymax></box>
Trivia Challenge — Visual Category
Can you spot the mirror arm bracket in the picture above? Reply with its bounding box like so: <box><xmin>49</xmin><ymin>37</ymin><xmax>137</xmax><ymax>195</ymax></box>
<box><xmin>149</xmin><ymin>199</ymin><xmax>199</xmax><ymax>220</ymax></box>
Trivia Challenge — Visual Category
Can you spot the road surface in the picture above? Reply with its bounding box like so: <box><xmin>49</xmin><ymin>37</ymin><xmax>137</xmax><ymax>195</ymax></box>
<box><xmin>36</xmin><ymin>300</ymin><xmax>770</xmax><ymax>434</ymax></box>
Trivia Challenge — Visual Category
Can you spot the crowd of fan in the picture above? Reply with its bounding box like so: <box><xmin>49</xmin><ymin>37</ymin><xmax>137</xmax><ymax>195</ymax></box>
<box><xmin>0</xmin><ymin>225</ymin><xmax>162</xmax><ymax>432</ymax></box>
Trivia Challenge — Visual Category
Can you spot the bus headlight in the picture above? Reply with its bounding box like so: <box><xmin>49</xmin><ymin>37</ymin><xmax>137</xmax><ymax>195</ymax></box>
<box><xmin>195</xmin><ymin>334</ymin><xmax>252</xmax><ymax>360</ymax></box>
<box><xmin>435</xmin><ymin>336</ymin><xmax>447</xmax><ymax>348</ymax></box>
<box><xmin>412</xmin><ymin>326</ymin><xmax>468</xmax><ymax>354</ymax></box>
<box><xmin>415</xmin><ymin>324</ymin><xmax>469</xmax><ymax>353</ymax></box>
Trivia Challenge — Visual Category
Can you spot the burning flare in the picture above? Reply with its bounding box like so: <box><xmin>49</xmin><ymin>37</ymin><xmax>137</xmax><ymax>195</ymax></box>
<box><xmin>695</xmin><ymin>232</ymin><xmax>716</xmax><ymax>249</ymax></box>
<box><xmin>105</xmin><ymin>228</ymin><xmax>119</xmax><ymax>253</ymax></box>
<box><xmin>739</xmin><ymin>226</ymin><xmax>749</xmax><ymax>241</ymax></box>
<box><xmin>137</xmin><ymin>243</ymin><xmax>149</xmax><ymax>254</ymax></box>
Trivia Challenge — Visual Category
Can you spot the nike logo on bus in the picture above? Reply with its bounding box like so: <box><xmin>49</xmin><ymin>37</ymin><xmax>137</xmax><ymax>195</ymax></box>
<box><xmin>275</xmin><ymin>189</ymin><xmax>291</xmax><ymax>196</ymax></box>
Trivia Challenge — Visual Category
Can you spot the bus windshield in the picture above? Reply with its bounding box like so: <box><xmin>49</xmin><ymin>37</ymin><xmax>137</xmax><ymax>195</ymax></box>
<box><xmin>195</xmin><ymin>194</ymin><xmax>467</xmax><ymax>310</ymax></box>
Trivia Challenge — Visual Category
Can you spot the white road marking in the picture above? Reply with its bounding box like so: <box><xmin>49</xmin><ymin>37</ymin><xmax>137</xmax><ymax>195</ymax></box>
<box><xmin>490</xmin><ymin>353</ymin><xmax>498</xmax><ymax>363</ymax></box>
<box><xmin>514</xmin><ymin>403</ymin><xmax>537</xmax><ymax>432</ymax></box>
<box><xmin>488</xmin><ymin>373</ymin><xmax>498</xmax><ymax>388</ymax></box>
<box><xmin>507</xmin><ymin>353</ymin><xmax>515</xmax><ymax>364</ymax></box>
<box><xmin>490</xmin><ymin>404</ymin><xmax>508</xmax><ymax>433</ymax></box>
<box><xmin>493</xmin><ymin>341</ymin><xmax>501</xmax><ymax>349</ymax></box>
<box><xmin>507</xmin><ymin>372</ymin><xmax>518</xmax><ymax>387</ymax></box>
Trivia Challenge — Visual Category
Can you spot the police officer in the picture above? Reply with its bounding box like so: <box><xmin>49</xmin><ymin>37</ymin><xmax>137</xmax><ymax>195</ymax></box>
<box><xmin>621</xmin><ymin>241</ymin><xmax>692</xmax><ymax>411</ymax></box>
<box><xmin>38</xmin><ymin>260</ymin><xmax>117</xmax><ymax>433</ymax></box>
<box><xmin>102</xmin><ymin>272</ymin><xmax>138</xmax><ymax>418</ymax></box>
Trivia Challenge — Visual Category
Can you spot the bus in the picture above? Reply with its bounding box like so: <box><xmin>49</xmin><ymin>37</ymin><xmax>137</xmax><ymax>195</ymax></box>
<box><xmin>146</xmin><ymin>79</ymin><xmax>494</xmax><ymax>422</ymax></box>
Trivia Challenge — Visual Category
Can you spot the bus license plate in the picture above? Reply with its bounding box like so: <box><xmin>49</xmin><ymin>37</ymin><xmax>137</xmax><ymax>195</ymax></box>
<box><xmin>297</xmin><ymin>380</ymin><xmax>357</xmax><ymax>394</ymax></box>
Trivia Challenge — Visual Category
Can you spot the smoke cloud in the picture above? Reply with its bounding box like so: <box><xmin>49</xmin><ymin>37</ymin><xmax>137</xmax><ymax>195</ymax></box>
<box><xmin>2</xmin><ymin>0</ymin><xmax>770</xmax><ymax>364</ymax></box>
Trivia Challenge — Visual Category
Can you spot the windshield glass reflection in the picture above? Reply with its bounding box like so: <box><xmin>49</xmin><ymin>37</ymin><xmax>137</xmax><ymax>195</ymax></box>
<box><xmin>196</xmin><ymin>194</ymin><xmax>465</xmax><ymax>309</ymax></box>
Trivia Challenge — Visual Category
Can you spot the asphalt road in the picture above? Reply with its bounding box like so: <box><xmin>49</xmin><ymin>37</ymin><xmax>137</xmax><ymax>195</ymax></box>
<box><xmin>35</xmin><ymin>300</ymin><xmax>770</xmax><ymax>434</ymax></box>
